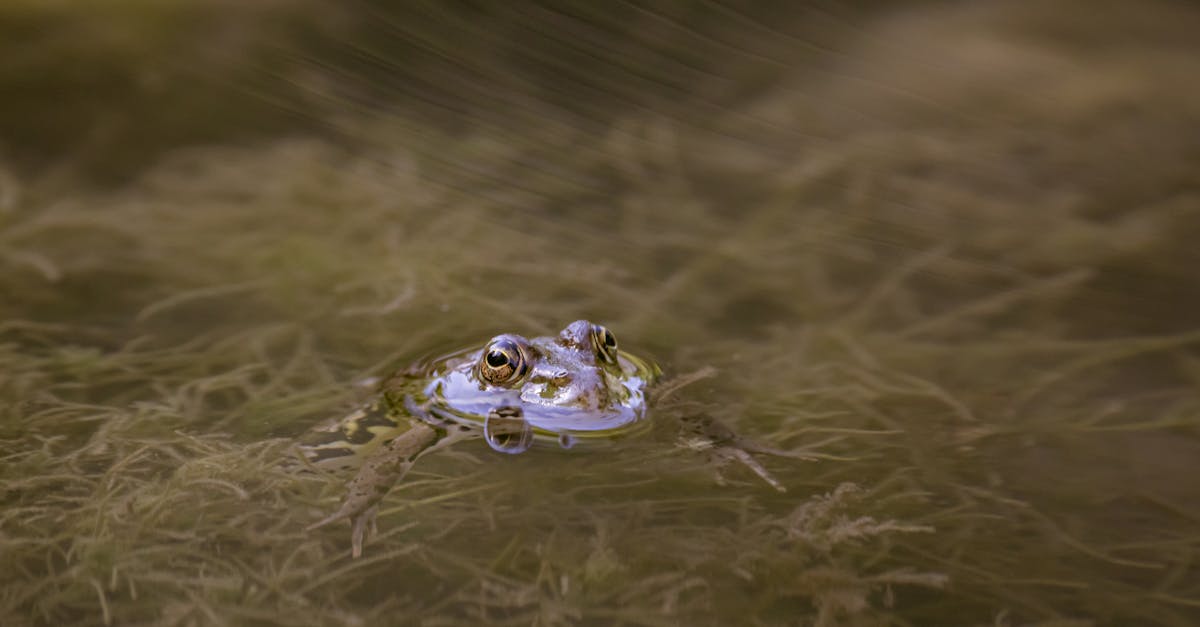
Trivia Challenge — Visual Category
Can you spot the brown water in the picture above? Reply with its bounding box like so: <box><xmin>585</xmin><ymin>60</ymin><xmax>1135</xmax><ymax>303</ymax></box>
<box><xmin>2</xmin><ymin>2</ymin><xmax>1199</xmax><ymax>625</ymax></box>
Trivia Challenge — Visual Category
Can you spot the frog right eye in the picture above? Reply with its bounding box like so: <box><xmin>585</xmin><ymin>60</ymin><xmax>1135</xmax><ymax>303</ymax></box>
<box><xmin>590</xmin><ymin>324</ymin><xmax>619</xmax><ymax>364</ymax></box>
<box><xmin>478</xmin><ymin>337</ymin><xmax>530</xmax><ymax>386</ymax></box>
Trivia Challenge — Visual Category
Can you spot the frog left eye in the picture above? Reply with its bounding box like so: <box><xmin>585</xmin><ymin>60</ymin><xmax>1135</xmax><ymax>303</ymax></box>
<box><xmin>590</xmin><ymin>324</ymin><xmax>619</xmax><ymax>364</ymax></box>
<box><xmin>478</xmin><ymin>337</ymin><xmax>530</xmax><ymax>386</ymax></box>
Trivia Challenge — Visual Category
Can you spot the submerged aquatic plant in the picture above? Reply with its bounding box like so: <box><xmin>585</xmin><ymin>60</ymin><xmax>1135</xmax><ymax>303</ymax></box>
<box><xmin>3</xmin><ymin>1</ymin><xmax>1200</xmax><ymax>625</ymax></box>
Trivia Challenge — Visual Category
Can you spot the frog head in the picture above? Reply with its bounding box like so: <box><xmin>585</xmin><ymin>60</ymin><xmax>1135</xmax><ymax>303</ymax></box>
<box><xmin>424</xmin><ymin>320</ymin><xmax>659</xmax><ymax>436</ymax></box>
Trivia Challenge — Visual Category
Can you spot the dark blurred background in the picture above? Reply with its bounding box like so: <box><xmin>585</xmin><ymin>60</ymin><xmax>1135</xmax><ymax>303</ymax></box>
<box><xmin>10</xmin><ymin>1</ymin><xmax>1191</xmax><ymax>187</ymax></box>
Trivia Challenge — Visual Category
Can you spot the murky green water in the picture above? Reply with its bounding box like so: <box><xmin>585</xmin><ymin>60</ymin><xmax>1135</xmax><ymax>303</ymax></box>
<box><xmin>3</xmin><ymin>2</ymin><xmax>1199</xmax><ymax>625</ymax></box>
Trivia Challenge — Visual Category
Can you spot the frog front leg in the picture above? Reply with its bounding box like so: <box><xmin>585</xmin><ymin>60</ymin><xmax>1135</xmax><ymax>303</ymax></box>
<box><xmin>678</xmin><ymin>413</ymin><xmax>814</xmax><ymax>492</ymax></box>
<box><xmin>308</xmin><ymin>419</ymin><xmax>471</xmax><ymax>557</ymax></box>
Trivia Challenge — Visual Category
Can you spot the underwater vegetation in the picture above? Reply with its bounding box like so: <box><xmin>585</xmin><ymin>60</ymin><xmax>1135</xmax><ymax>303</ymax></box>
<box><xmin>2</xmin><ymin>1</ymin><xmax>1199</xmax><ymax>625</ymax></box>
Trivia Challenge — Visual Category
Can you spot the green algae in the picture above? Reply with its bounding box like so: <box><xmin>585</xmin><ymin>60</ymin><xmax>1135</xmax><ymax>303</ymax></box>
<box><xmin>2</xmin><ymin>1</ymin><xmax>1200</xmax><ymax>625</ymax></box>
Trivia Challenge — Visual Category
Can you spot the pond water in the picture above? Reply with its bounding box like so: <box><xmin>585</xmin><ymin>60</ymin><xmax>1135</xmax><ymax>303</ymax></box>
<box><xmin>2</xmin><ymin>2</ymin><xmax>1199</xmax><ymax>625</ymax></box>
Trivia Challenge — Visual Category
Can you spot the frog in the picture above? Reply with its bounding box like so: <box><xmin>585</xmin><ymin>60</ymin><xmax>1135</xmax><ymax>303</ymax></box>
<box><xmin>300</xmin><ymin>320</ymin><xmax>798</xmax><ymax>557</ymax></box>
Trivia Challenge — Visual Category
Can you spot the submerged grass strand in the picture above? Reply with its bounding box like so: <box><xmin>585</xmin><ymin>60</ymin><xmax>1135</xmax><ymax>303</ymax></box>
<box><xmin>896</xmin><ymin>269</ymin><xmax>1094</xmax><ymax>340</ymax></box>
<box><xmin>88</xmin><ymin>578</ymin><xmax>111</xmax><ymax>627</ymax></box>
<box><xmin>1007</xmin><ymin>330</ymin><xmax>1200</xmax><ymax>420</ymax></box>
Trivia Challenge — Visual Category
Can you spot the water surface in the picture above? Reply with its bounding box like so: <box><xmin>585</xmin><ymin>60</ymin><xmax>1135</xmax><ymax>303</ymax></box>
<box><xmin>2</xmin><ymin>2</ymin><xmax>1199</xmax><ymax>625</ymax></box>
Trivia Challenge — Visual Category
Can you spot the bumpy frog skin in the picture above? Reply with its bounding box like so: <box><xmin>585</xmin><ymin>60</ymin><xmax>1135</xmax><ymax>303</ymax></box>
<box><xmin>300</xmin><ymin>320</ymin><xmax>796</xmax><ymax>557</ymax></box>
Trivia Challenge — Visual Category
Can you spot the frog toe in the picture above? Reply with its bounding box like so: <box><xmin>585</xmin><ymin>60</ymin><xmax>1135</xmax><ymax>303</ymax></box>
<box><xmin>350</xmin><ymin>505</ymin><xmax>378</xmax><ymax>559</ymax></box>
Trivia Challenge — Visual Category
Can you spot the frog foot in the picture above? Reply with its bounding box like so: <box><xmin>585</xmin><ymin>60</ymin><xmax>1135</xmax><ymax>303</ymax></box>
<box><xmin>679</xmin><ymin>414</ymin><xmax>813</xmax><ymax>493</ymax></box>
<box><xmin>307</xmin><ymin>493</ymin><xmax>384</xmax><ymax>559</ymax></box>
<box><xmin>308</xmin><ymin>504</ymin><xmax>379</xmax><ymax>558</ymax></box>
<box><xmin>308</xmin><ymin>421</ymin><xmax>439</xmax><ymax>558</ymax></box>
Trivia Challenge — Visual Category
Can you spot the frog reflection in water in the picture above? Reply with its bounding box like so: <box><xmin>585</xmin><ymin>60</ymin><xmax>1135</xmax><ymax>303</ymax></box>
<box><xmin>301</xmin><ymin>320</ymin><xmax>796</xmax><ymax>557</ymax></box>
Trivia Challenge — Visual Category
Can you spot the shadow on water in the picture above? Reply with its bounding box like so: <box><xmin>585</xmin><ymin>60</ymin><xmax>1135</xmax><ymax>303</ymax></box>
<box><xmin>2</xmin><ymin>1</ymin><xmax>1199</xmax><ymax>625</ymax></box>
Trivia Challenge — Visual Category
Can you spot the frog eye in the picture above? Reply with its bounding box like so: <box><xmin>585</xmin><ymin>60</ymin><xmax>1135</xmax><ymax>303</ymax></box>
<box><xmin>478</xmin><ymin>338</ymin><xmax>529</xmax><ymax>386</ymax></box>
<box><xmin>590</xmin><ymin>324</ymin><xmax>619</xmax><ymax>364</ymax></box>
